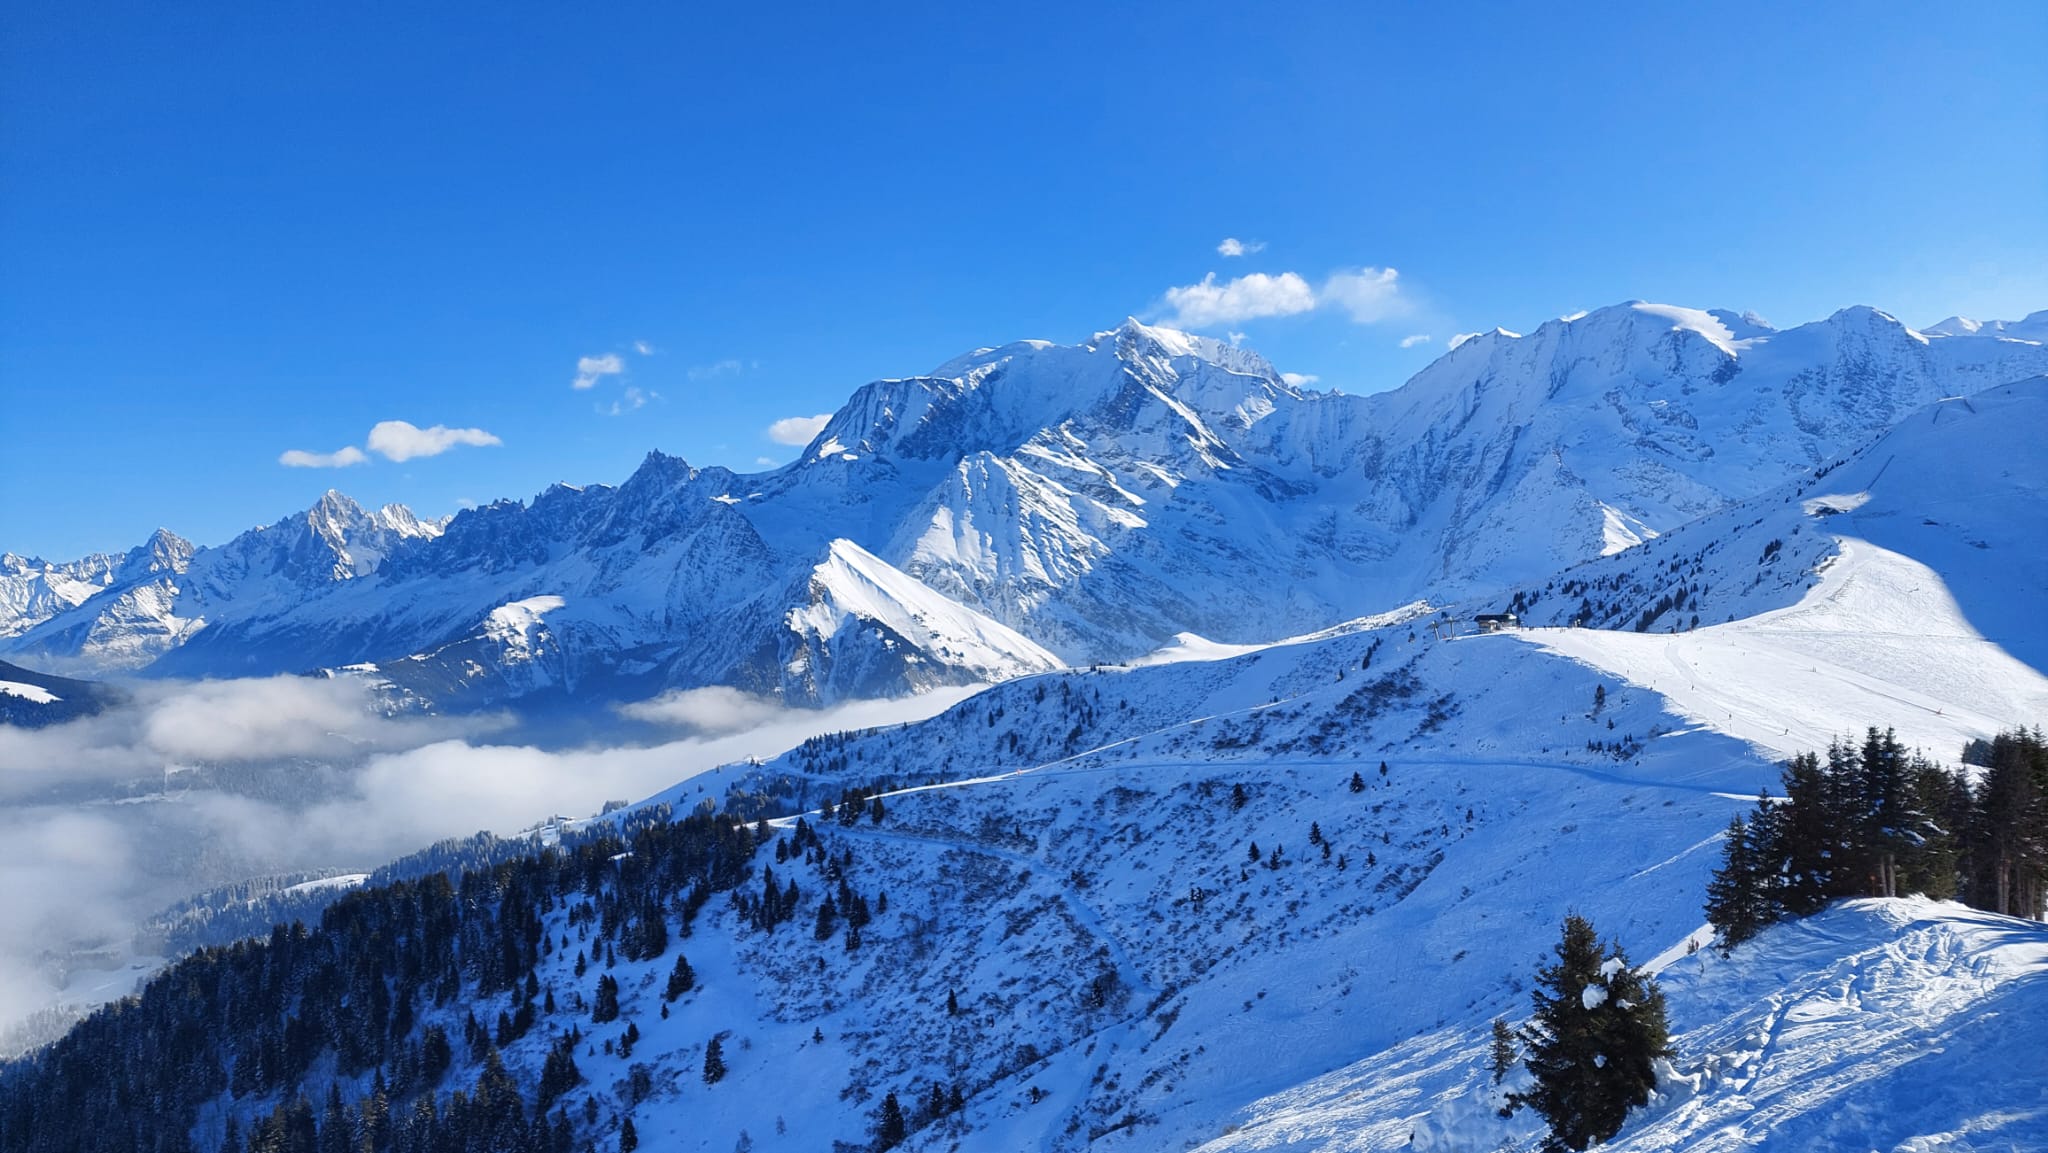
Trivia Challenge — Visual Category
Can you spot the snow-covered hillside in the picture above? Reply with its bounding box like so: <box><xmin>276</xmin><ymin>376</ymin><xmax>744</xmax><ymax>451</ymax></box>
<box><xmin>382</xmin><ymin>556</ymin><xmax>2042</xmax><ymax>1151</ymax></box>
<box><xmin>5</xmin><ymin>303</ymin><xmax>2043</xmax><ymax>712</ymax></box>
<box><xmin>1213</xmin><ymin>898</ymin><xmax>2048</xmax><ymax>1152</ymax></box>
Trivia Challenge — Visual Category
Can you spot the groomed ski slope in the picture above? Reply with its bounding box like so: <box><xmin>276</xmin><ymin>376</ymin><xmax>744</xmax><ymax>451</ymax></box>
<box><xmin>1519</xmin><ymin>535</ymin><xmax>2048</xmax><ymax>762</ymax></box>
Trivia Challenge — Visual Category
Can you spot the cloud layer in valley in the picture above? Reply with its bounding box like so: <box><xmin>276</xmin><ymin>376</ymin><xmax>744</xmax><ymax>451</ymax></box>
<box><xmin>0</xmin><ymin>673</ymin><xmax>978</xmax><ymax>1043</ymax></box>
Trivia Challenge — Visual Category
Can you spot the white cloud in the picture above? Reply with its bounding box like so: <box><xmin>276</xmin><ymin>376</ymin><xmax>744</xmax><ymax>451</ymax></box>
<box><xmin>765</xmin><ymin>414</ymin><xmax>832</xmax><ymax>446</ymax></box>
<box><xmin>603</xmin><ymin>386</ymin><xmax>651</xmax><ymax>416</ymax></box>
<box><xmin>1161</xmin><ymin>271</ymin><xmax>1317</xmax><ymax>327</ymax></box>
<box><xmin>1281</xmin><ymin>372</ymin><xmax>1320</xmax><ymax>387</ymax></box>
<box><xmin>1400</xmin><ymin>333</ymin><xmax>1432</xmax><ymax>349</ymax></box>
<box><xmin>632</xmin><ymin>340</ymin><xmax>655</xmax><ymax>356</ymax></box>
<box><xmin>1217</xmin><ymin>237</ymin><xmax>1266</xmax><ymax>258</ymax></box>
<box><xmin>1321</xmin><ymin>266</ymin><xmax>1409</xmax><ymax>324</ymax></box>
<box><xmin>754</xmin><ymin>456</ymin><xmax>778</xmax><ymax>468</ymax></box>
<box><xmin>1448</xmin><ymin>332</ymin><xmax>1482</xmax><ymax>350</ymax></box>
<box><xmin>688</xmin><ymin>359</ymin><xmax>744</xmax><ymax>382</ymax></box>
<box><xmin>1158</xmin><ymin>265</ymin><xmax>1413</xmax><ymax>331</ymax></box>
<box><xmin>572</xmin><ymin>352</ymin><xmax>625</xmax><ymax>390</ymax></box>
<box><xmin>366</xmin><ymin>420</ymin><xmax>501</xmax><ymax>462</ymax></box>
<box><xmin>278</xmin><ymin>446</ymin><xmax>369</xmax><ymax>469</ymax></box>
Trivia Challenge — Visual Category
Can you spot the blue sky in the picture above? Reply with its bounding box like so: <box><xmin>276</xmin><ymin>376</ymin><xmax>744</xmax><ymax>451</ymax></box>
<box><xmin>4</xmin><ymin>2</ymin><xmax>2044</xmax><ymax>559</ymax></box>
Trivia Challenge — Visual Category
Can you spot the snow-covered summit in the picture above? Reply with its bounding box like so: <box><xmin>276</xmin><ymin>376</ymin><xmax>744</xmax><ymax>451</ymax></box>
<box><xmin>5</xmin><ymin>301</ymin><xmax>2045</xmax><ymax>709</ymax></box>
<box><xmin>1922</xmin><ymin>308</ymin><xmax>2048</xmax><ymax>344</ymax></box>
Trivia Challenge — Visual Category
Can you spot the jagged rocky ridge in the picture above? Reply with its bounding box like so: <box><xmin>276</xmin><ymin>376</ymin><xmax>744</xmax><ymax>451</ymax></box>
<box><xmin>3</xmin><ymin>303</ymin><xmax>2044</xmax><ymax>708</ymax></box>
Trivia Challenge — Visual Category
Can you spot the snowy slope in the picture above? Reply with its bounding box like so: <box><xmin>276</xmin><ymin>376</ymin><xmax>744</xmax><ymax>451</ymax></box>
<box><xmin>391</xmin><ymin>567</ymin><xmax>2042</xmax><ymax>1152</ymax></box>
<box><xmin>531</xmin><ymin>406</ymin><xmax>2042</xmax><ymax>1152</ymax></box>
<box><xmin>1209</xmin><ymin>899</ymin><xmax>2048</xmax><ymax>1152</ymax></box>
<box><xmin>1493</xmin><ymin>377</ymin><xmax>2048</xmax><ymax>759</ymax></box>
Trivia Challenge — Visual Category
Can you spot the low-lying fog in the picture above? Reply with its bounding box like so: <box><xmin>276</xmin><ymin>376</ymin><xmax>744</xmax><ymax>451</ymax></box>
<box><xmin>0</xmin><ymin>675</ymin><xmax>978</xmax><ymax>1051</ymax></box>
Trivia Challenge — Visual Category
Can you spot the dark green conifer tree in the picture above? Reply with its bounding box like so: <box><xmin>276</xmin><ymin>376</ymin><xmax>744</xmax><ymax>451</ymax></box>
<box><xmin>1507</xmin><ymin>914</ymin><xmax>1671</xmax><ymax>1152</ymax></box>
<box><xmin>664</xmin><ymin>953</ymin><xmax>696</xmax><ymax>1002</ymax></box>
<box><xmin>1704</xmin><ymin>814</ymin><xmax>1770</xmax><ymax>949</ymax></box>
<box><xmin>1489</xmin><ymin>1016</ymin><xmax>1517</xmax><ymax>1085</ymax></box>
<box><xmin>703</xmin><ymin>1036</ymin><xmax>727</xmax><ymax>1085</ymax></box>
<box><xmin>876</xmin><ymin>1091</ymin><xmax>907</xmax><ymax>1150</ymax></box>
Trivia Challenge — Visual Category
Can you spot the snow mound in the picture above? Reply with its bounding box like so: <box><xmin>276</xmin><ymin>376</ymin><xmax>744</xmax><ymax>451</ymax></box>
<box><xmin>1129</xmin><ymin>631</ymin><xmax>1269</xmax><ymax>666</ymax></box>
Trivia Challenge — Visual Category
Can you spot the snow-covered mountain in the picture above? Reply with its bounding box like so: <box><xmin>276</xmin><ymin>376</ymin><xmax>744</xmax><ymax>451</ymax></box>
<box><xmin>5</xmin><ymin>302</ymin><xmax>2043</xmax><ymax>710</ymax></box>
<box><xmin>1923</xmin><ymin>308</ymin><xmax>2048</xmax><ymax>343</ymax></box>
<box><xmin>6</xmin><ymin>372</ymin><xmax>2045</xmax><ymax>1150</ymax></box>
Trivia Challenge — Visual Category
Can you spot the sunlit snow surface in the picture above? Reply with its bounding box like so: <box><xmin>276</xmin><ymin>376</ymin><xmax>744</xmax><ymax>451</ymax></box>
<box><xmin>1521</xmin><ymin>537</ymin><xmax>2048</xmax><ymax>762</ymax></box>
<box><xmin>1205</xmin><ymin>900</ymin><xmax>2048</xmax><ymax>1152</ymax></box>
<box><xmin>0</xmin><ymin>680</ymin><xmax>58</xmax><ymax>704</ymax></box>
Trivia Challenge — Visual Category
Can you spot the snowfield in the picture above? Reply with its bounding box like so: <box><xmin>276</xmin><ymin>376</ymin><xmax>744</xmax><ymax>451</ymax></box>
<box><xmin>1521</xmin><ymin>535</ymin><xmax>2048</xmax><ymax>762</ymax></box>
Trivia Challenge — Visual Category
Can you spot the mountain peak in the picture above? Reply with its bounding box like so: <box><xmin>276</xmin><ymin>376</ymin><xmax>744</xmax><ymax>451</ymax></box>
<box><xmin>1922</xmin><ymin>310</ymin><xmax>2048</xmax><ymax>343</ymax></box>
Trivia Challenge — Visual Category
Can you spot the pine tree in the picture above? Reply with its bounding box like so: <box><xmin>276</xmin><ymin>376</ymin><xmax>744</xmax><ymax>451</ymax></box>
<box><xmin>591</xmin><ymin>974</ymin><xmax>620</xmax><ymax>1023</ymax></box>
<box><xmin>1508</xmin><ymin>914</ymin><xmax>1671</xmax><ymax>1152</ymax></box>
<box><xmin>1965</xmin><ymin>728</ymin><xmax>2047</xmax><ymax>918</ymax></box>
<box><xmin>1488</xmin><ymin>1016</ymin><xmax>1517</xmax><ymax>1084</ymax></box>
<box><xmin>876</xmin><ymin>1091</ymin><xmax>907</xmax><ymax>1150</ymax></box>
<box><xmin>1855</xmin><ymin>727</ymin><xmax>1916</xmax><ymax>898</ymax></box>
<box><xmin>703</xmin><ymin>1036</ymin><xmax>727</xmax><ymax>1085</ymax></box>
<box><xmin>1774</xmin><ymin>752</ymin><xmax>1840</xmax><ymax>915</ymax></box>
<box><xmin>618</xmin><ymin>1117</ymin><xmax>638</xmax><ymax>1153</ymax></box>
<box><xmin>1349</xmin><ymin>770</ymin><xmax>1366</xmax><ymax>793</ymax></box>
<box><xmin>1703</xmin><ymin>814</ymin><xmax>1770</xmax><ymax>950</ymax></box>
<box><xmin>663</xmin><ymin>954</ymin><xmax>696</xmax><ymax>1002</ymax></box>
<box><xmin>1231</xmin><ymin>783</ymin><xmax>1249</xmax><ymax>810</ymax></box>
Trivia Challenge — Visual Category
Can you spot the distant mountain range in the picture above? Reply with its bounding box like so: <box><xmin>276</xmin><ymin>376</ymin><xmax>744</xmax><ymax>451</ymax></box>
<box><xmin>3</xmin><ymin>303</ymin><xmax>2044</xmax><ymax>710</ymax></box>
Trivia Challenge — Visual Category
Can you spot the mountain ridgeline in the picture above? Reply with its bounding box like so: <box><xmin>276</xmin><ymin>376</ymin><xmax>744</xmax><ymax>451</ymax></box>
<box><xmin>4</xmin><ymin>304</ymin><xmax>2045</xmax><ymax>710</ymax></box>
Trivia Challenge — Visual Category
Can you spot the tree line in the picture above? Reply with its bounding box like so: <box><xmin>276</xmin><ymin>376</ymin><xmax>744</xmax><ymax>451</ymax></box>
<box><xmin>1707</xmin><ymin>726</ymin><xmax>2047</xmax><ymax>949</ymax></box>
<box><xmin>0</xmin><ymin>806</ymin><xmax>759</xmax><ymax>1153</ymax></box>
